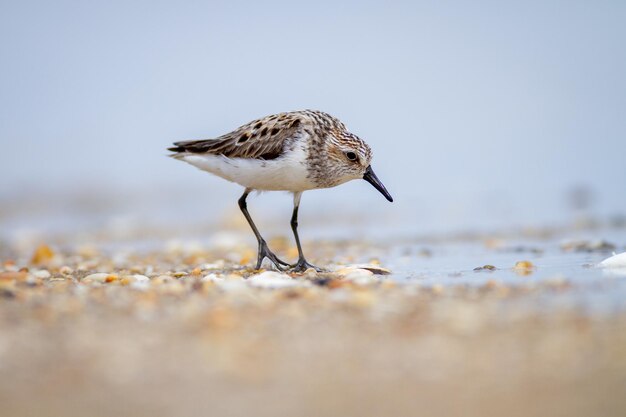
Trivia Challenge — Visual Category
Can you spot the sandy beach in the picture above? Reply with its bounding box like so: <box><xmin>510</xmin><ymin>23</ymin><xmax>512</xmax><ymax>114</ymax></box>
<box><xmin>1</xmin><ymin>219</ymin><xmax>625</xmax><ymax>417</ymax></box>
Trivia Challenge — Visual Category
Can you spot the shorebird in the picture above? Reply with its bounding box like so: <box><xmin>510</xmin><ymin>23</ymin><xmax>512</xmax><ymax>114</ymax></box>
<box><xmin>168</xmin><ymin>110</ymin><xmax>393</xmax><ymax>272</ymax></box>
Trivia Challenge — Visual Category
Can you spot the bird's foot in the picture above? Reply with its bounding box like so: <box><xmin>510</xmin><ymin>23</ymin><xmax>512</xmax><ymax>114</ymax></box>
<box><xmin>256</xmin><ymin>240</ymin><xmax>290</xmax><ymax>271</ymax></box>
<box><xmin>289</xmin><ymin>258</ymin><xmax>325</xmax><ymax>273</ymax></box>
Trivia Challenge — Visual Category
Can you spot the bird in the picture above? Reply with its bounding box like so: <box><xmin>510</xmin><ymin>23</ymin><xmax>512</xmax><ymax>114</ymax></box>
<box><xmin>168</xmin><ymin>110</ymin><xmax>393</xmax><ymax>272</ymax></box>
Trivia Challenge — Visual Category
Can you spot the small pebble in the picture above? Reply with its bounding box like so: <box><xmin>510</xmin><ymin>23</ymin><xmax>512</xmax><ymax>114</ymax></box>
<box><xmin>131</xmin><ymin>274</ymin><xmax>150</xmax><ymax>282</ymax></box>
<box><xmin>474</xmin><ymin>265</ymin><xmax>497</xmax><ymax>272</ymax></box>
<box><xmin>33</xmin><ymin>270</ymin><xmax>51</xmax><ymax>279</ymax></box>
<box><xmin>514</xmin><ymin>260</ymin><xmax>535</xmax><ymax>276</ymax></box>
<box><xmin>59</xmin><ymin>266</ymin><xmax>73</xmax><ymax>275</ymax></box>
<box><xmin>82</xmin><ymin>273</ymin><xmax>111</xmax><ymax>283</ymax></box>
<box><xmin>31</xmin><ymin>245</ymin><xmax>54</xmax><ymax>265</ymax></box>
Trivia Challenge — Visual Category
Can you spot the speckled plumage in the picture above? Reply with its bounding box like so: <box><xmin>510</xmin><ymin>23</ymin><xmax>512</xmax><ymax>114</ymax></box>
<box><xmin>169</xmin><ymin>110</ymin><xmax>392</xmax><ymax>272</ymax></box>
<box><xmin>169</xmin><ymin>110</ymin><xmax>374</xmax><ymax>190</ymax></box>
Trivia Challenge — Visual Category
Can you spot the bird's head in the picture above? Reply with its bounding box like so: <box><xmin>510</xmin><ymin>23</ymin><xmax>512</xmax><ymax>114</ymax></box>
<box><xmin>326</xmin><ymin>131</ymin><xmax>393</xmax><ymax>202</ymax></box>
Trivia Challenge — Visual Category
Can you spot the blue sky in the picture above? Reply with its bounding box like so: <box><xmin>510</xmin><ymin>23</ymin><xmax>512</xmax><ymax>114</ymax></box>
<box><xmin>1</xmin><ymin>1</ymin><xmax>625</xmax><ymax>232</ymax></box>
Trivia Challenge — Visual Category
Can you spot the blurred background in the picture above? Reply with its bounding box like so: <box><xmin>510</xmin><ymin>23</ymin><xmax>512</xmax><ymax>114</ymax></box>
<box><xmin>1</xmin><ymin>0</ymin><xmax>625</xmax><ymax>239</ymax></box>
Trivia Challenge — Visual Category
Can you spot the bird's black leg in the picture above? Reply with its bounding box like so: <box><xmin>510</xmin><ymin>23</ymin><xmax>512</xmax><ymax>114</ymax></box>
<box><xmin>238</xmin><ymin>189</ymin><xmax>289</xmax><ymax>270</ymax></box>
<box><xmin>289</xmin><ymin>192</ymin><xmax>324</xmax><ymax>272</ymax></box>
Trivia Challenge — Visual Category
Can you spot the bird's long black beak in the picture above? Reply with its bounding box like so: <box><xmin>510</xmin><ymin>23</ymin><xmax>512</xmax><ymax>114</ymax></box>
<box><xmin>363</xmin><ymin>165</ymin><xmax>393</xmax><ymax>202</ymax></box>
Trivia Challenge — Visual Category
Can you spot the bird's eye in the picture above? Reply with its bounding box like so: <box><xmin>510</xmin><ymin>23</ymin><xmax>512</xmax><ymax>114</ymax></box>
<box><xmin>345</xmin><ymin>151</ymin><xmax>357</xmax><ymax>161</ymax></box>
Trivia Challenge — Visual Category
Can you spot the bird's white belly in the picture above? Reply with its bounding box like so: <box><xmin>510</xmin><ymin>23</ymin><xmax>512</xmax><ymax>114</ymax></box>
<box><xmin>178</xmin><ymin>147</ymin><xmax>316</xmax><ymax>192</ymax></box>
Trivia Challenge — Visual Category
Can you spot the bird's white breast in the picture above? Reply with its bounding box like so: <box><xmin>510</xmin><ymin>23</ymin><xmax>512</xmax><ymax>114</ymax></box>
<box><xmin>177</xmin><ymin>145</ymin><xmax>316</xmax><ymax>192</ymax></box>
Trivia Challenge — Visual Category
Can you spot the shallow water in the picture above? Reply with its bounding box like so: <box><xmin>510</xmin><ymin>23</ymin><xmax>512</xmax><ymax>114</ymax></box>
<box><xmin>392</xmin><ymin>240</ymin><xmax>626</xmax><ymax>315</ymax></box>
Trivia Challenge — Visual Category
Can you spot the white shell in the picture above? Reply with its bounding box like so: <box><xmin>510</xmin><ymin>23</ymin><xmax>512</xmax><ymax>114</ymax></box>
<box><xmin>598</xmin><ymin>252</ymin><xmax>626</xmax><ymax>268</ymax></box>
<box><xmin>82</xmin><ymin>273</ymin><xmax>110</xmax><ymax>283</ymax></box>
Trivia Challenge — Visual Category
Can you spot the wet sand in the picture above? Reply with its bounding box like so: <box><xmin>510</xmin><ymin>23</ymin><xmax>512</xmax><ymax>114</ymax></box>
<box><xmin>1</xmin><ymin>224</ymin><xmax>626</xmax><ymax>417</ymax></box>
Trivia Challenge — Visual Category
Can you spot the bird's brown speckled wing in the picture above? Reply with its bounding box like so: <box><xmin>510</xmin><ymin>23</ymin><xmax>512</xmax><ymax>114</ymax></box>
<box><xmin>169</xmin><ymin>112</ymin><xmax>303</xmax><ymax>160</ymax></box>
